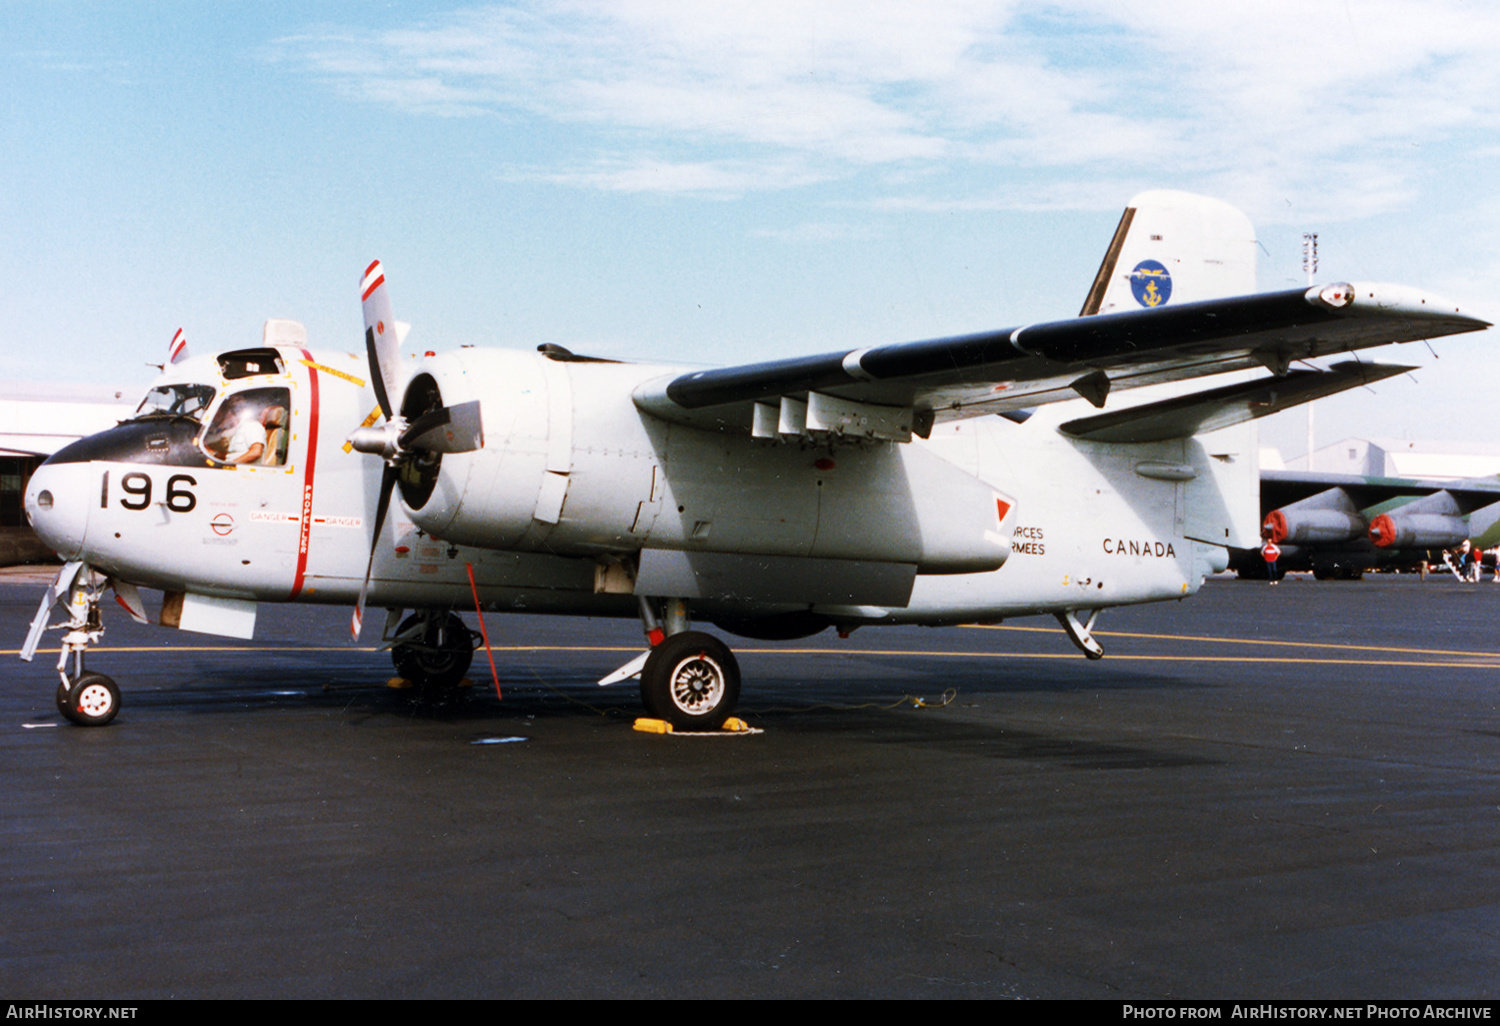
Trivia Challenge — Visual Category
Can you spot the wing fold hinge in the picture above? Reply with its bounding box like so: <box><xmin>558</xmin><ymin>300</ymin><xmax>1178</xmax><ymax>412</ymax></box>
<box><xmin>751</xmin><ymin>392</ymin><xmax>914</xmax><ymax>444</ymax></box>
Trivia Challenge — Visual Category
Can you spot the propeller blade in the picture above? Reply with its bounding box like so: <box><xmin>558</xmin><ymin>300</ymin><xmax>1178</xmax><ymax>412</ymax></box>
<box><xmin>350</xmin><ymin>465</ymin><xmax>398</xmax><ymax>641</ymax></box>
<box><xmin>168</xmin><ymin>328</ymin><xmax>189</xmax><ymax>365</ymax></box>
<box><xmin>360</xmin><ymin>260</ymin><xmax>404</xmax><ymax>421</ymax></box>
<box><xmin>399</xmin><ymin>400</ymin><xmax>483</xmax><ymax>454</ymax></box>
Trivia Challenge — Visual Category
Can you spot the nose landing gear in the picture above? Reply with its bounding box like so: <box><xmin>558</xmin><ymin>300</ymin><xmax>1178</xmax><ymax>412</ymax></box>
<box><xmin>22</xmin><ymin>563</ymin><xmax>125</xmax><ymax>727</ymax></box>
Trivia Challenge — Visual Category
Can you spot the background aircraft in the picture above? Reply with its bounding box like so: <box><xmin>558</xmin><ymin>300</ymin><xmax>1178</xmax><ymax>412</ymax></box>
<box><xmin>19</xmin><ymin>191</ymin><xmax>1489</xmax><ymax>730</ymax></box>
<box><xmin>1233</xmin><ymin>469</ymin><xmax>1500</xmax><ymax>579</ymax></box>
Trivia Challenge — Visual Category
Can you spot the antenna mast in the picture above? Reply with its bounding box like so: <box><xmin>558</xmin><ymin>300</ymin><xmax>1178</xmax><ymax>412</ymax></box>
<box><xmin>1303</xmin><ymin>233</ymin><xmax>1319</xmax><ymax>470</ymax></box>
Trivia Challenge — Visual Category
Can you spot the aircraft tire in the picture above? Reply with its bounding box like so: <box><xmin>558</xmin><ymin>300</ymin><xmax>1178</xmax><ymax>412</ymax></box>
<box><xmin>56</xmin><ymin>680</ymin><xmax>80</xmax><ymax>724</ymax></box>
<box><xmin>639</xmin><ymin>631</ymin><xmax>740</xmax><ymax>731</ymax></box>
<box><xmin>66</xmin><ymin>672</ymin><xmax>120</xmax><ymax>727</ymax></box>
<box><xmin>391</xmin><ymin>613</ymin><xmax>475</xmax><ymax>688</ymax></box>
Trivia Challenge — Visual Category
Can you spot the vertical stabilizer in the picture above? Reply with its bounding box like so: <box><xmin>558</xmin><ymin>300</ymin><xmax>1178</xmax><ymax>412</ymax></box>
<box><xmin>1080</xmin><ymin>190</ymin><xmax>1257</xmax><ymax>316</ymax></box>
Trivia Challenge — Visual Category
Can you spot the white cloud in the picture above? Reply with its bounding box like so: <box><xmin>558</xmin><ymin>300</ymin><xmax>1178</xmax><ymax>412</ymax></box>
<box><xmin>749</xmin><ymin>221</ymin><xmax>883</xmax><ymax>242</ymax></box>
<box><xmin>274</xmin><ymin>1</ymin><xmax>1500</xmax><ymax>213</ymax></box>
<box><xmin>505</xmin><ymin>156</ymin><xmax>832</xmax><ymax>196</ymax></box>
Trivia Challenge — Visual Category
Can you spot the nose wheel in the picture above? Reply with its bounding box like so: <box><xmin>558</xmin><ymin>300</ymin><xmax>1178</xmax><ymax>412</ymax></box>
<box><xmin>57</xmin><ymin>672</ymin><xmax>121</xmax><ymax>726</ymax></box>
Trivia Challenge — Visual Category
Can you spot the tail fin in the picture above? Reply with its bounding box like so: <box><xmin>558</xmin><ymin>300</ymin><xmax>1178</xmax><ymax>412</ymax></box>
<box><xmin>1080</xmin><ymin>190</ymin><xmax>1257</xmax><ymax>316</ymax></box>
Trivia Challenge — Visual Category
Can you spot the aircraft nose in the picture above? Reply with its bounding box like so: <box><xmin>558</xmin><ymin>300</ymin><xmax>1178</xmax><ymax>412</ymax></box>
<box><xmin>25</xmin><ymin>460</ymin><xmax>94</xmax><ymax>560</ymax></box>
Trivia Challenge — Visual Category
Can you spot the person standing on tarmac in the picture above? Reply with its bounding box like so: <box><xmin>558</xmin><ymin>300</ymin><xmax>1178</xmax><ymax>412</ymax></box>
<box><xmin>1460</xmin><ymin>540</ymin><xmax>1478</xmax><ymax>582</ymax></box>
<box><xmin>1261</xmin><ymin>535</ymin><xmax>1281</xmax><ymax>586</ymax></box>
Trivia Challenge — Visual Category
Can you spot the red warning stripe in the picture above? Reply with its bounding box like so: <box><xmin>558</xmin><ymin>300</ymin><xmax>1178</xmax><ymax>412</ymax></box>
<box><xmin>360</xmin><ymin>260</ymin><xmax>385</xmax><ymax>301</ymax></box>
<box><xmin>288</xmin><ymin>349</ymin><xmax>321</xmax><ymax>599</ymax></box>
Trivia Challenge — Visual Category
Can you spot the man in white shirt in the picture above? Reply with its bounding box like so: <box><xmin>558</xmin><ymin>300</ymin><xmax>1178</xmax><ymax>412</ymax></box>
<box><xmin>220</xmin><ymin>397</ymin><xmax>267</xmax><ymax>464</ymax></box>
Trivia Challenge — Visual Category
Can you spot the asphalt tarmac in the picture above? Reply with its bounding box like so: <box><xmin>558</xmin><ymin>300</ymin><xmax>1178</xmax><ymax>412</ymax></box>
<box><xmin>2</xmin><ymin>568</ymin><xmax>1498</xmax><ymax>999</ymax></box>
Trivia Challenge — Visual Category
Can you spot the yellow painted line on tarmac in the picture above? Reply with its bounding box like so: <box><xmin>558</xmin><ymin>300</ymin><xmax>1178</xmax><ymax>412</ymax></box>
<box><xmin>3</xmin><ymin>646</ymin><xmax>386</xmax><ymax>656</ymax></box>
<box><xmin>3</xmin><ymin>645</ymin><xmax>641</xmax><ymax>657</ymax></box>
<box><xmin>8</xmin><ymin>642</ymin><xmax>1498</xmax><ymax>673</ymax></box>
<box><xmin>962</xmin><ymin>623</ymin><xmax>1500</xmax><ymax>661</ymax></box>
<box><xmin>738</xmin><ymin>649</ymin><xmax>1500</xmax><ymax>670</ymax></box>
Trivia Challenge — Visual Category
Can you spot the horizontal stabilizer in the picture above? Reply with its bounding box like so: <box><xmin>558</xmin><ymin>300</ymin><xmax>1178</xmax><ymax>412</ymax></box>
<box><xmin>1058</xmin><ymin>361</ymin><xmax>1413</xmax><ymax>443</ymax></box>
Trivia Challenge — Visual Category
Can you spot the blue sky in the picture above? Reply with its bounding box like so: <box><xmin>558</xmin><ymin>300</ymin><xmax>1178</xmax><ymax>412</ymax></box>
<box><xmin>5</xmin><ymin>1</ymin><xmax>1498</xmax><ymax>458</ymax></box>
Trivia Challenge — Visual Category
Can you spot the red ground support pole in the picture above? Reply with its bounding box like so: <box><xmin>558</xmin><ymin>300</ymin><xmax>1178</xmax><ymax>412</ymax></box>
<box><xmin>465</xmin><ymin>562</ymin><xmax>502</xmax><ymax>701</ymax></box>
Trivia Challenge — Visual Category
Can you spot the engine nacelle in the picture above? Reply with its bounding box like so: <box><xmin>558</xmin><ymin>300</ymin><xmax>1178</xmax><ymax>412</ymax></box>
<box><xmin>1264</xmin><ymin>507</ymin><xmax>1365</xmax><ymax>544</ymax></box>
<box><xmin>1263</xmin><ymin>487</ymin><xmax>1364</xmax><ymax>544</ymax></box>
<box><xmin>1368</xmin><ymin>512</ymin><xmax>1467</xmax><ymax>549</ymax></box>
<box><xmin>1367</xmin><ymin>490</ymin><xmax>1466</xmax><ymax>549</ymax></box>
<box><xmin>396</xmin><ymin>349</ymin><xmax>1012</xmax><ymax>575</ymax></box>
<box><xmin>395</xmin><ymin>349</ymin><xmax>559</xmax><ymax>549</ymax></box>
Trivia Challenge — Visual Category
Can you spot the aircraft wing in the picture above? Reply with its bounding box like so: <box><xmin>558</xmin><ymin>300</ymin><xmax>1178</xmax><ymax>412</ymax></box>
<box><xmin>1261</xmin><ymin>469</ymin><xmax>1500</xmax><ymax>516</ymax></box>
<box><xmin>634</xmin><ymin>283</ymin><xmax>1488</xmax><ymax>440</ymax></box>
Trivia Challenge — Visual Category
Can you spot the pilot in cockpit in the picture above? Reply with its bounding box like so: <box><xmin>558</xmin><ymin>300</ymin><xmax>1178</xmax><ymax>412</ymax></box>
<box><xmin>203</xmin><ymin>389</ymin><xmax>290</xmax><ymax>466</ymax></box>
<box><xmin>216</xmin><ymin>396</ymin><xmax>267</xmax><ymax>464</ymax></box>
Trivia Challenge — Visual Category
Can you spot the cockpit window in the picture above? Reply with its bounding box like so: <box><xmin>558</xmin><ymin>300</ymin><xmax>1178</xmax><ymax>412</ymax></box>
<box><xmin>201</xmin><ymin>387</ymin><xmax>292</xmax><ymax>466</ymax></box>
<box><xmin>134</xmin><ymin>383</ymin><xmax>218</xmax><ymax>421</ymax></box>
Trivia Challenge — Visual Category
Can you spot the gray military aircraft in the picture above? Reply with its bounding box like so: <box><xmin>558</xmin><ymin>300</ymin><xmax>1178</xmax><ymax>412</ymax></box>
<box><xmin>19</xmin><ymin>191</ymin><xmax>1489</xmax><ymax>729</ymax></box>
<box><xmin>1234</xmin><ymin>469</ymin><xmax>1500</xmax><ymax>579</ymax></box>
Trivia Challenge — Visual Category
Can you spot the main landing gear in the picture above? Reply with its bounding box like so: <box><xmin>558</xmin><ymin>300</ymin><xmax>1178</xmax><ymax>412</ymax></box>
<box><xmin>22</xmin><ymin>563</ymin><xmax>125</xmax><ymax>726</ymax></box>
<box><xmin>600</xmin><ymin>598</ymin><xmax>742</xmax><ymax>730</ymax></box>
<box><xmin>385</xmin><ymin>609</ymin><xmax>477</xmax><ymax>688</ymax></box>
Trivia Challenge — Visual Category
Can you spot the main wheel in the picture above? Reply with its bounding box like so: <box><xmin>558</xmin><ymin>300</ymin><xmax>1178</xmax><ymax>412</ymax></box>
<box><xmin>66</xmin><ymin>672</ymin><xmax>120</xmax><ymax>727</ymax></box>
<box><xmin>391</xmin><ymin>612</ymin><xmax>475</xmax><ymax>688</ymax></box>
<box><xmin>639</xmin><ymin>631</ymin><xmax>740</xmax><ymax>730</ymax></box>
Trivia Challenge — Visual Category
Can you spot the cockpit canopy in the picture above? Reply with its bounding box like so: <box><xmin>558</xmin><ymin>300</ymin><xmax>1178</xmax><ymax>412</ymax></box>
<box><xmin>114</xmin><ymin>348</ymin><xmax>294</xmax><ymax>468</ymax></box>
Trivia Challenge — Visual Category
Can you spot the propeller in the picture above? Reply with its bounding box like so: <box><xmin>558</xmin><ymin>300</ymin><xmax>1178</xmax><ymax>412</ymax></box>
<box><xmin>345</xmin><ymin>261</ymin><xmax>484</xmax><ymax>640</ymax></box>
<box><xmin>360</xmin><ymin>260</ymin><xmax>403</xmax><ymax>421</ymax></box>
<box><xmin>148</xmin><ymin>328</ymin><xmax>190</xmax><ymax>372</ymax></box>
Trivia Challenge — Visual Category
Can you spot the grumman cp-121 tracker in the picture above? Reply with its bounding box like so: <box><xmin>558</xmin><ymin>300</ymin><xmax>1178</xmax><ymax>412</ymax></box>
<box><xmin>20</xmin><ymin>191</ymin><xmax>1489</xmax><ymax>729</ymax></box>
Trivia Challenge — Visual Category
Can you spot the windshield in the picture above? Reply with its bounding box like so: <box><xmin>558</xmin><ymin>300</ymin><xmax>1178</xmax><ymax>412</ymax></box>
<box><xmin>135</xmin><ymin>383</ymin><xmax>218</xmax><ymax>421</ymax></box>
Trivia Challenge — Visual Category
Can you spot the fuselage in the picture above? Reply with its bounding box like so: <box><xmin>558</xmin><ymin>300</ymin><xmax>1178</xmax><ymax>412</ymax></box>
<box><xmin>25</xmin><ymin>342</ymin><xmax>1255</xmax><ymax>636</ymax></box>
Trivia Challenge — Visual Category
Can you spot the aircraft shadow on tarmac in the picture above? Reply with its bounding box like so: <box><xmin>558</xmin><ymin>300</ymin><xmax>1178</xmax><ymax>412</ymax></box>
<box><xmin>766</xmin><ymin>705</ymin><xmax>1219</xmax><ymax>769</ymax></box>
<box><xmin>62</xmin><ymin>650</ymin><xmax>1218</xmax><ymax>773</ymax></box>
<box><xmin>53</xmin><ymin>626</ymin><xmax>1211</xmax><ymax>722</ymax></box>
